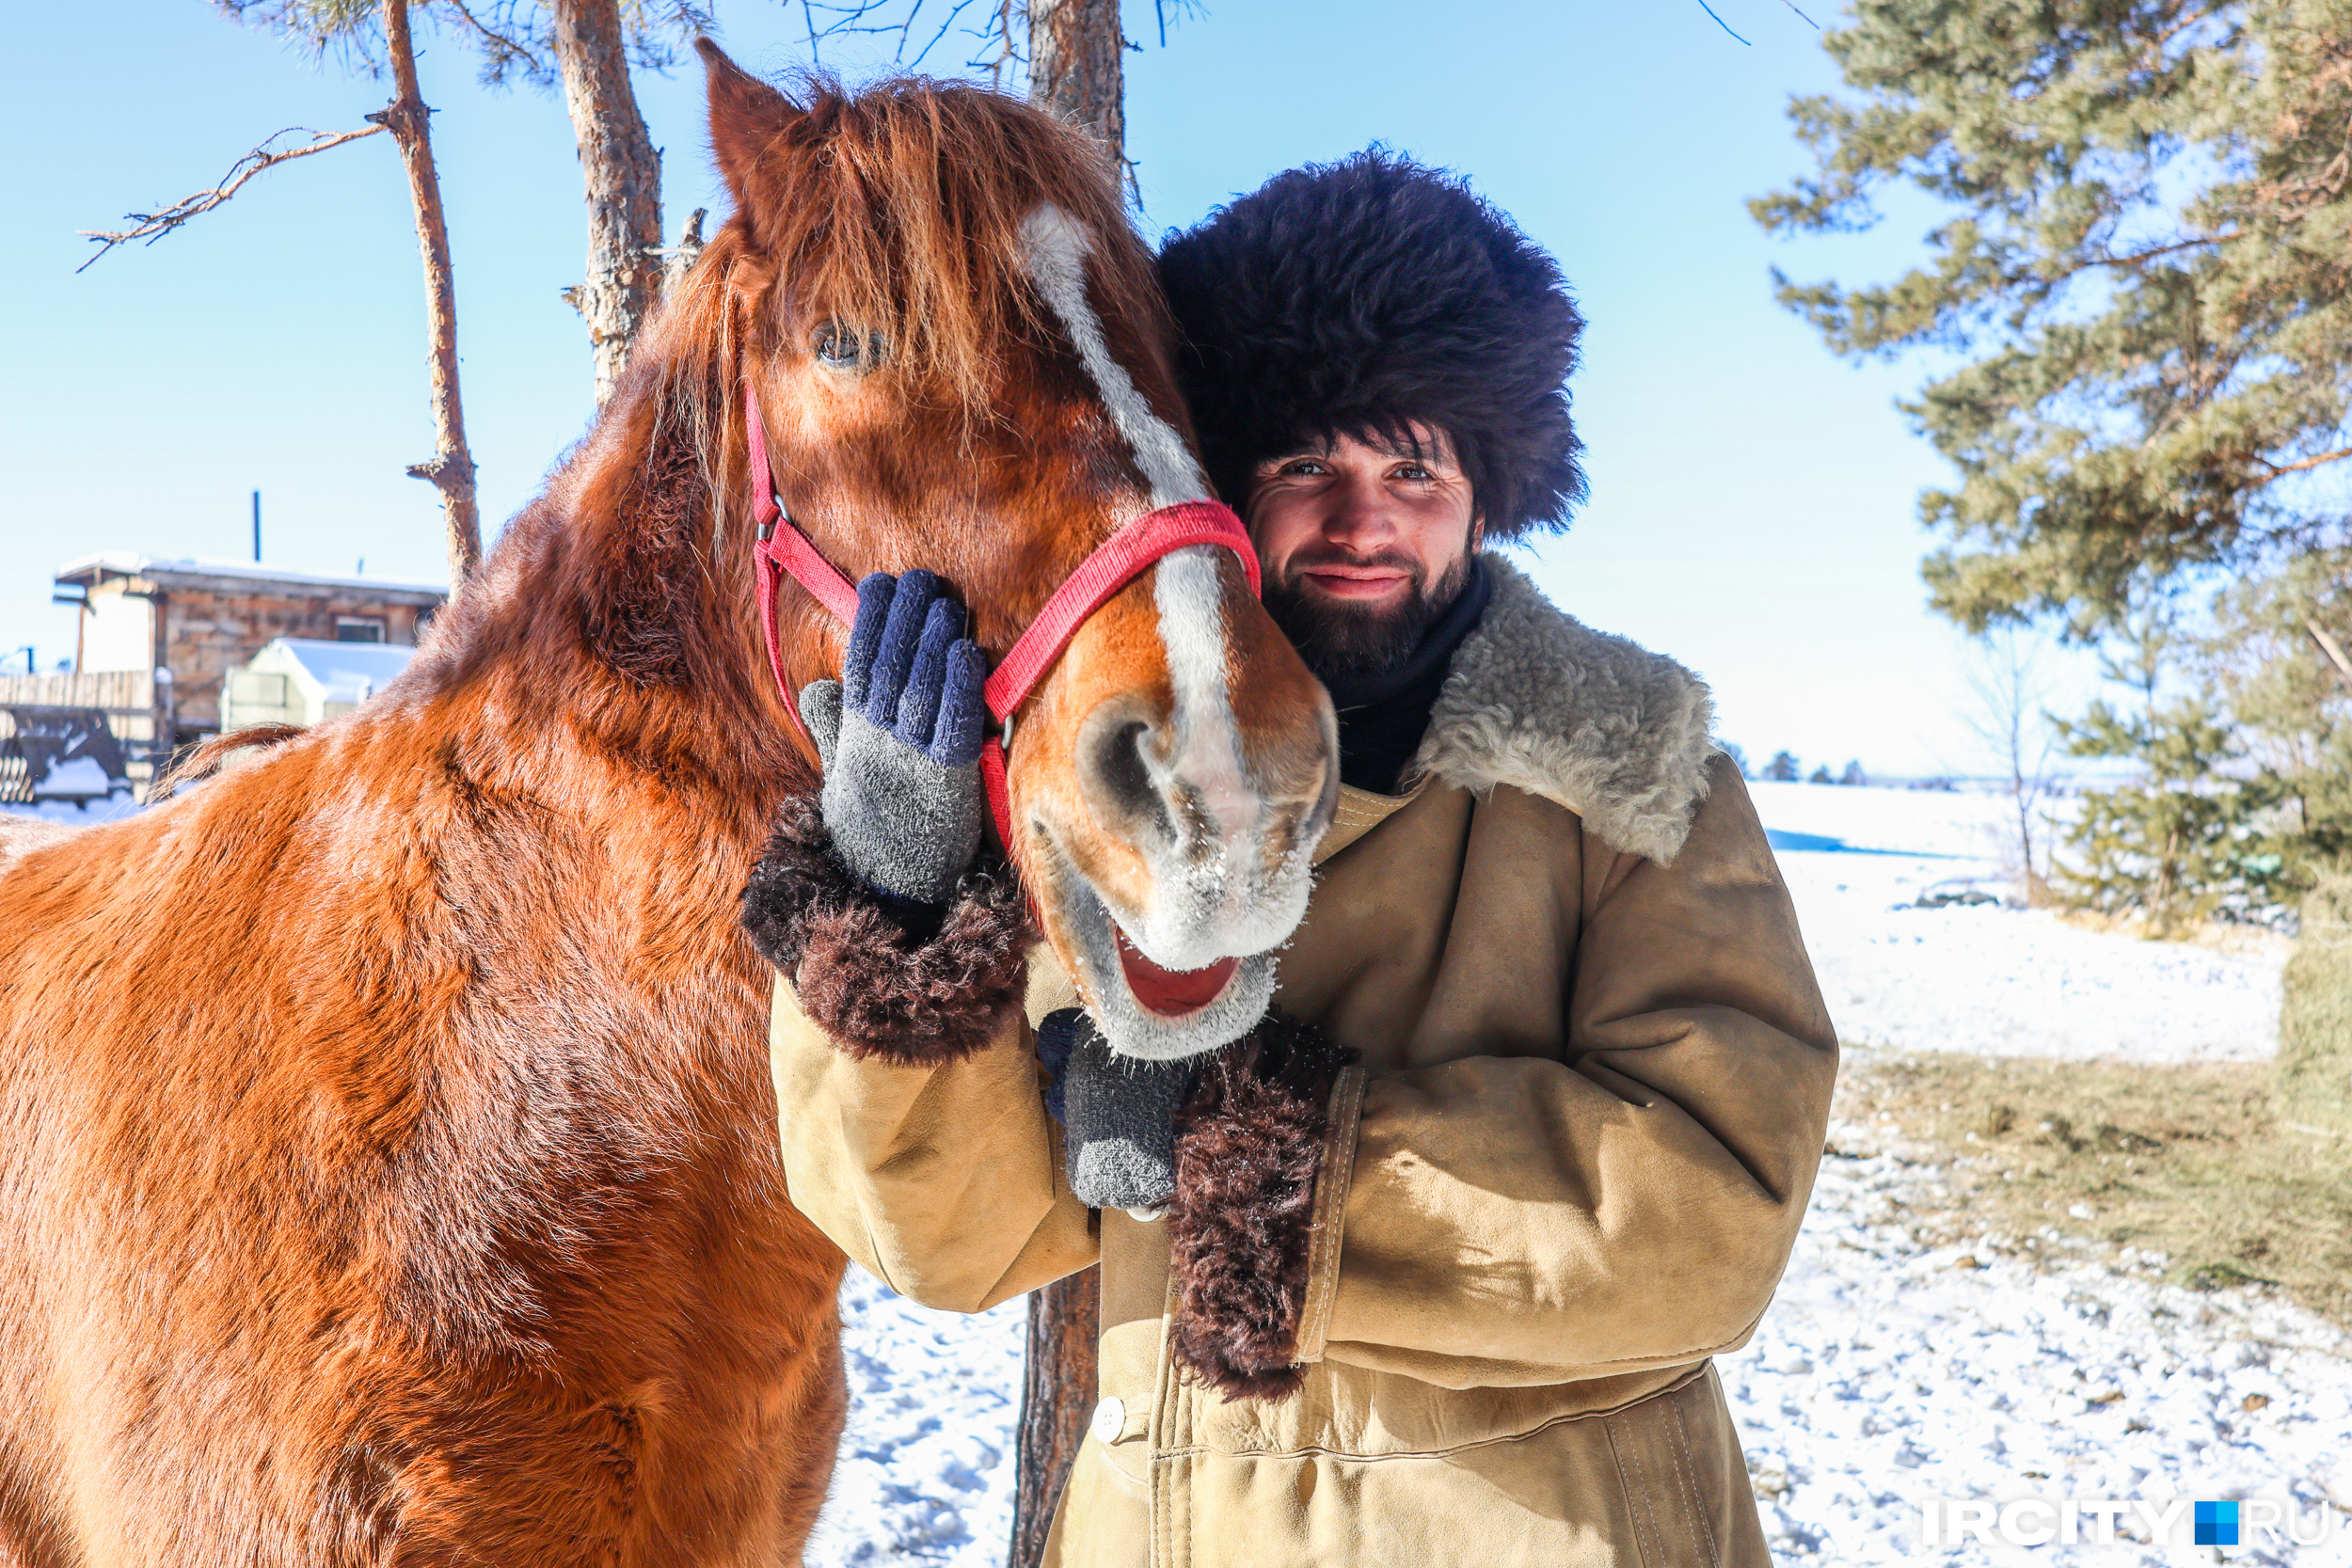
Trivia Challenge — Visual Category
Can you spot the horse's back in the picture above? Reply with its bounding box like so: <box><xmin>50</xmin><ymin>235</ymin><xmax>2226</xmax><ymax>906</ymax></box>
<box><xmin>0</xmin><ymin>814</ymin><xmax>83</xmax><ymax>876</ymax></box>
<box><xmin>0</xmin><ymin>794</ymin><xmax>231</xmax><ymax>1561</ymax></box>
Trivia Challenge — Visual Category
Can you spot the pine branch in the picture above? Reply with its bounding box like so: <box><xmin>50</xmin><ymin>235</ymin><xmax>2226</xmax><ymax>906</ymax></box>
<box><xmin>442</xmin><ymin>0</ymin><xmax>551</xmax><ymax>82</ymax></box>
<box><xmin>980</xmin><ymin>0</ymin><xmax>1019</xmax><ymax>82</ymax></box>
<box><xmin>2056</xmin><ymin>232</ymin><xmax>2235</xmax><ymax>281</ymax></box>
<box><xmin>2254</xmin><ymin>446</ymin><xmax>2352</xmax><ymax>482</ymax></box>
<box><xmin>795</xmin><ymin>0</ymin><xmax>1008</xmax><ymax>71</ymax></box>
<box><xmin>77</xmin><ymin>125</ymin><xmax>385</xmax><ymax>272</ymax></box>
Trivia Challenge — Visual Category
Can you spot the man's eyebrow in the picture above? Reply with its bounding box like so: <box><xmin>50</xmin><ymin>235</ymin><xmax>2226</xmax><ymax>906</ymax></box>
<box><xmin>1361</xmin><ymin>428</ymin><xmax>1458</xmax><ymax>465</ymax></box>
<box><xmin>1259</xmin><ymin>429</ymin><xmax>1459</xmax><ymax>466</ymax></box>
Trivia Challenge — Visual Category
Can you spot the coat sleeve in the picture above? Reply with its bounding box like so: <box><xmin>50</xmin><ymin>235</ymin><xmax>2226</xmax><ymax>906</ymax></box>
<box><xmin>1303</xmin><ymin>764</ymin><xmax>1838</xmax><ymax>1389</ymax></box>
<box><xmin>769</xmin><ymin>984</ymin><xmax>1098</xmax><ymax>1312</ymax></box>
<box><xmin>746</xmin><ymin>795</ymin><xmax>1097</xmax><ymax>1314</ymax></box>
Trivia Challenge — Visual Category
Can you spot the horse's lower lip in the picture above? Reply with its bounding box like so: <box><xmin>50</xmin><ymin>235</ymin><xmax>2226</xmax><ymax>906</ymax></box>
<box><xmin>1112</xmin><ymin>925</ymin><xmax>1238</xmax><ymax>1017</ymax></box>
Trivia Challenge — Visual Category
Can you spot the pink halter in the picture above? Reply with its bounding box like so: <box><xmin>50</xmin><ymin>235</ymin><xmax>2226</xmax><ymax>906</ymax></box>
<box><xmin>743</xmin><ymin>385</ymin><xmax>1263</xmax><ymax>851</ymax></box>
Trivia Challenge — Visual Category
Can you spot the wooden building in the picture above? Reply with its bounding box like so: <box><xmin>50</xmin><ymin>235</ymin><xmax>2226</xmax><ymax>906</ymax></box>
<box><xmin>52</xmin><ymin>553</ymin><xmax>448</xmax><ymax>752</ymax></box>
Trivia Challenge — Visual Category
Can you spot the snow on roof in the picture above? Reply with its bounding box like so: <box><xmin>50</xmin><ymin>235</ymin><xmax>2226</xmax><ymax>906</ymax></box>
<box><xmin>262</xmin><ymin>638</ymin><xmax>417</xmax><ymax>705</ymax></box>
<box><xmin>56</xmin><ymin>550</ymin><xmax>447</xmax><ymax>598</ymax></box>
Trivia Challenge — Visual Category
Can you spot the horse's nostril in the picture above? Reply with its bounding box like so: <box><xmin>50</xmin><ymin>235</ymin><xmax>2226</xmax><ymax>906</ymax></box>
<box><xmin>1082</xmin><ymin>713</ymin><xmax>1163</xmax><ymax>828</ymax></box>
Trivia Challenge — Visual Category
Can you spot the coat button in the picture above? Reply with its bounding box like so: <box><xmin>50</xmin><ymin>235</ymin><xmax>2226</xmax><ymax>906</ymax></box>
<box><xmin>1089</xmin><ymin>1396</ymin><xmax>1125</xmax><ymax>1444</ymax></box>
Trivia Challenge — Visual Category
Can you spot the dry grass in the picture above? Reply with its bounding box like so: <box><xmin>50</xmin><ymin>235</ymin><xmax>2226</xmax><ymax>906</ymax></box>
<box><xmin>1832</xmin><ymin>1050</ymin><xmax>2352</xmax><ymax>1330</ymax></box>
<box><xmin>2044</xmin><ymin>906</ymin><xmax>2294</xmax><ymax>960</ymax></box>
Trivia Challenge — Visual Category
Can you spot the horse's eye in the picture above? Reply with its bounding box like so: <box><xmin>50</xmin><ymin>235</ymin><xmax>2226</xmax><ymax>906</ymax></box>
<box><xmin>813</xmin><ymin>323</ymin><xmax>880</xmax><ymax>372</ymax></box>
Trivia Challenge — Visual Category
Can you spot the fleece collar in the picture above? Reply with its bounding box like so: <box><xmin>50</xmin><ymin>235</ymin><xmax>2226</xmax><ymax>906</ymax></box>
<box><xmin>1400</xmin><ymin>553</ymin><xmax>1717</xmax><ymax>865</ymax></box>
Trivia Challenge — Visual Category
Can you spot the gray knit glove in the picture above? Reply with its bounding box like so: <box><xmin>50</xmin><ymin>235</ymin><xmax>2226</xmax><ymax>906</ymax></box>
<box><xmin>802</xmin><ymin>570</ymin><xmax>989</xmax><ymax>908</ymax></box>
<box><xmin>1041</xmin><ymin>1008</ymin><xmax>1196</xmax><ymax>1218</ymax></box>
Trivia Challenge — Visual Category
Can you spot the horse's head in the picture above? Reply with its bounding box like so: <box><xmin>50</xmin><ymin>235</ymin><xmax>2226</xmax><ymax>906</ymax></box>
<box><xmin>690</xmin><ymin>48</ymin><xmax>1336</xmax><ymax>1058</ymax></box>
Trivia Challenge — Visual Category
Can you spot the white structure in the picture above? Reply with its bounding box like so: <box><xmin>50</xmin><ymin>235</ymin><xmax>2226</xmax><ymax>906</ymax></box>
<box><xmin>221</xmin><ymin>639</ymin><xmax>416</xmax><ymax>732</ymax></box>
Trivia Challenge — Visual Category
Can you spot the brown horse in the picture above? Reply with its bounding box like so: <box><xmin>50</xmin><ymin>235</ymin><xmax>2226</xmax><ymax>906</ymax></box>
<box><xmin>0</xmin><ymin>47</ymin><xmax>1333</xmax><ymax>1567</ymax></box>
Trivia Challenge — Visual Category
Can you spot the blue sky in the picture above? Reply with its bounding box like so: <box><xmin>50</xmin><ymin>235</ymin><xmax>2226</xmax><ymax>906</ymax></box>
<box><xmin>0</xmin><ymin>0</ymin><xmax>2068</xmax><ymax>778</ymax></box>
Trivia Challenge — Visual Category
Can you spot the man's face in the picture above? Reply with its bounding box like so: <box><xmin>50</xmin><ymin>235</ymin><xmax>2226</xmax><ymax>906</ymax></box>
<box><xmin>1246</xmin><ymin>424</ymin><xmax>1481</xmax><ymax>684</ymax></box>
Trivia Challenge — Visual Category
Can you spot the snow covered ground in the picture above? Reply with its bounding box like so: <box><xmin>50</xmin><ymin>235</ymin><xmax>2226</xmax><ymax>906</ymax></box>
<box><xmin>0</xmin><ymin>786</ymin><xmax>144</xmax><ymax>826</ymax></box>
<box><xmin>1725</xmin><ymin>1129</ymin><xmax>2352</xmax><ymax>1564</ymax></box>
<box><xmin>808</xmin><ymin>1274</ymin><xmax>1028</xmax><ymax>1567</ymax></box>
<box><xmin>1754</xmin><ymin>781</ymin><xmax>2287</xmax><ymax>1064</ymax></box>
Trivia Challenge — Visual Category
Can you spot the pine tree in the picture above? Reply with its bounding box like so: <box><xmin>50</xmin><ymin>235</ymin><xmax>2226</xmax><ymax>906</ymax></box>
<box><xmin>1759</xmin><ymin>0</ymin><xmax>2352</xmax><ymax>921</ymax></box>
<box><xmin>2209</xmin><ymin>549</ymin><xmax>2352</xmax><ymax>879</ymax></box>
<box><xmin>2052</xmin><ymin>608</ymin><xmax>2286</xmax><ymax>929</ymax></box>
<box><xmin>1765</xmin><ymin>751</ymin><xmax>1802</xmax><ymax>782</ymax></box>
<box><xmin>1755</xmin><ymin>0</ymin><xmax>2352</xmax><ymax>633</ymax></box>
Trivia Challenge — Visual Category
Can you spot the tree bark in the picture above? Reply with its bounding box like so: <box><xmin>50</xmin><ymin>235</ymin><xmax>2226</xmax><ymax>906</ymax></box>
<box><xmin>1011</xmin><ymin>1267</ymin><xmax>1101</xmax><ymax>1568</ymax></box>
<box><xmin>370</xmin><ymin>0</ymin><xmax>482</xmax><ymax>594</ymax></box>
<box><xmin>549</xmin><ymin>0</ymin><xmax>664</xmax><ymax>404</ymax></box>
<box><xmin>1028</xmin><ymin>0</ymin><xmax>1126</xmax><ymax>165</ymax></box>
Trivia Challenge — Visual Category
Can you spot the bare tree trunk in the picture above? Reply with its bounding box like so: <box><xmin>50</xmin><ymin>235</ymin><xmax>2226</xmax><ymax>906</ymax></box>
<box><xmin>1028</xmin><ymin>0</ymin><xmax>1126</xmax><ymax>165</ymax></box>
<box><xmin>550</xmin><ymin>0</ymin><xmax>663</xmax><ymax>404</ymax></box>
<box><xmin>1011</xmin><ymin>1268</ymin><xmax>1100</xmax><ymax>1568</ymax></box>
<box><xmin>1012</xmin><ymin>11</ymin><xmax>1126</xmax><ymax>1561</ymax></box>
<box><xmin>370</xmin><ymin>0</ymin><xmax>481</xmax><ymax>594</ymax></box>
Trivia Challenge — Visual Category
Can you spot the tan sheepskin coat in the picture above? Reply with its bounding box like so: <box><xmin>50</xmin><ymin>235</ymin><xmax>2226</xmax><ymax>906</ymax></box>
<box><xmin>767</xmin><ymin>557</ymin><xmax>1837</xmax><ymax>1566</ymax></box>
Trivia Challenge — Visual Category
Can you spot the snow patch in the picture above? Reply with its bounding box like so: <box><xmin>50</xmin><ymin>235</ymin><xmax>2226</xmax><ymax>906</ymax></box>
<box><xmin>1721</xmin><ymin>1132</ymin><xmax>2352</xmax><ymax>1563</ymax></box>
<box><xmin>1752</xmin><ymin>783</ymin><xmax>2284</xmax><ymax>1063</ymax></box>
<box><xmin>806</xmin><ymin>1273</ymin><xmax>1026</xmax><ymax>1567</ymax></box>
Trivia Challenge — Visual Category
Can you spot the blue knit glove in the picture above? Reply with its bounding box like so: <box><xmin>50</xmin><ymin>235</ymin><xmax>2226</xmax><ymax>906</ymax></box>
<box><xmin>801</xmin><ymin>570</ymin><xmax>989</xmax><ymax>907</ymax></box>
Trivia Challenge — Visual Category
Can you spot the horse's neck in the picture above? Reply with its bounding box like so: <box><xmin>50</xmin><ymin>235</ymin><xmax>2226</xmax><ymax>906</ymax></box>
<box><xmin>413</xmin><ymin>404</ymin><xmax>799</xmax><ymax>911</ymax></box>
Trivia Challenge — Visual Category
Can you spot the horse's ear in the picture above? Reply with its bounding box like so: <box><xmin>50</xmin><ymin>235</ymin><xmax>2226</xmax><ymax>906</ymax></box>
<box><xmin>697</xmin><ymin>39</ymin><xmax>800</xmax><ymax>234</ymax></box>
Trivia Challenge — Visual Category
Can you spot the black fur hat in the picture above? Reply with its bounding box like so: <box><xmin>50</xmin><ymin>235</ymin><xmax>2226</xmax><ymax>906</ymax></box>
<box><xmin>1156</xmin><ymin>150</ymin><xmax>1585</xmax><ymax>540</ymax></box>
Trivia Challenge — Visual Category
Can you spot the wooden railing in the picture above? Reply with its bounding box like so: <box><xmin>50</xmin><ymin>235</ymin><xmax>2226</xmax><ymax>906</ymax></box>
<box><xmin>0</xmin><ymin>672</ymin><xmax>161</xmax><ymax>803</ymax></box>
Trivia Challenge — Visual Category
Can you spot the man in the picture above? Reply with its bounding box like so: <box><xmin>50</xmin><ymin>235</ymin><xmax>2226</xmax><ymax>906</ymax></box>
<box><xmin>746</xmin><ymin>152</ymin><xmax>1835</xmax><ymax>1564</ymax></box>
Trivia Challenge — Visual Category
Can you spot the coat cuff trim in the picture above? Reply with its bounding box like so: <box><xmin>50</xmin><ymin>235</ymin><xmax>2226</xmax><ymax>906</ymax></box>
<box><xmin>1291</xmin><ymin>1064</ymin><xmax>1364</xmax><ymax>1367</ymax></box>
<box><xmin>1166</xmin><ymin>1015</ymin><xmax>1357</xmax><ymax>1402</ymax></box>
<box><xmin>739</xmin><ymin>794</ymin><xmax>1033</xmax><ymax>1066</ymax></box>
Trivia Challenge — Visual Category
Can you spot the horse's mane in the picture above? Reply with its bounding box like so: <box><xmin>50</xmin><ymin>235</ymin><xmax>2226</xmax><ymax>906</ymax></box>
<box><xmin>649</xmin><ymin>72</ymin><xmax>1166</xmax><ymax>450</ymax></box>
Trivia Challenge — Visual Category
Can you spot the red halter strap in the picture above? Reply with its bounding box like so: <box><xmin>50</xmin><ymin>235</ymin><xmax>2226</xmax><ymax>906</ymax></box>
<box><xmin>743</xmin><ymin>385</ymin><xmax>1262</xmax><ymax>851</ymax></box>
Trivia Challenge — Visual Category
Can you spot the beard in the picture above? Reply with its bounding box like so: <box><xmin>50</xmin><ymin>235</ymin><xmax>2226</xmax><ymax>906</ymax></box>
<box><xmin>1263</xmin><ymin>548</ymin><xmax>1474</xmax><ymax>689</ymax></box>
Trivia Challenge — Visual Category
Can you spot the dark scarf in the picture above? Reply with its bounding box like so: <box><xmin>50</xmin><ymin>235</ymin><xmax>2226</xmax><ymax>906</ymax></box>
<box><xmin>1319</xmin><ymin>561</ymin><xmax>1492</xmax><ymax>796</ymax></box>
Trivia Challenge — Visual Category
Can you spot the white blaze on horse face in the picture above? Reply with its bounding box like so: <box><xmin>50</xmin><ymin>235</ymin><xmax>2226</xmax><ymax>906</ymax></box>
<box><xmin>1019</xmin><ymin>205</ymin><xmax>1209</xmax><ymax>509</ymax></box>
<box><xmin>1020</xmin><ymin>203</ymin><xmax>1302</xmax><ymax>1001</ymax></box>
<box><xmin>1152</xmin><ymin>546</ymin><xmax>1258</xmax><ymax>852</ymax></box>
<box><xmin>1022</xmin><ymin>201</ymin><xmax>1248</xmax><ymax>854</ymax></box>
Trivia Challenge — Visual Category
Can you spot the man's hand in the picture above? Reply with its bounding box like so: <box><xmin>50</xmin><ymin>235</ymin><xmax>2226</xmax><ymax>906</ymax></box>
<box><xmin>1041</xmin><ymin>1008</ymin><xmax>1195</xmax><ymax>1218</ymax></box>
<box><xmin>803</xmin><ymin>570</ymin><xmax>989</xmax><ymax>907</ymax></box>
